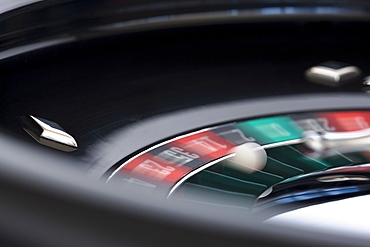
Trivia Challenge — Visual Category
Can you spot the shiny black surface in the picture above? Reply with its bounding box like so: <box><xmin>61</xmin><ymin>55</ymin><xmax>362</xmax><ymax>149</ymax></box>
<box><xmin>2</xmin><ymin>1</ymin><xmax>370</xmax><ymax>246</ymax></box>
<box><xmin>2</xmin><ymin>21</ymin><xmax>370</xmax><ymax>160</ymax></box>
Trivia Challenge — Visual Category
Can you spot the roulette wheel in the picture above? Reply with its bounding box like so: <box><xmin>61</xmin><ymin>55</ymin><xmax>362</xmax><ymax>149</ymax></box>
<box><xmin>2</xmin><ymin>0</ymin><xmax>370</xmax><ymax>246</ymax></box>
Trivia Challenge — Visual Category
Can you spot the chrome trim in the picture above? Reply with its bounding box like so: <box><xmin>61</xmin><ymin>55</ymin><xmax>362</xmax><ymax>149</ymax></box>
<box><xmin>262</xmin><ymin>138</ymin><xmax>305</xmax><ymax>149</ymax></box>
<box><xmin>304</xmin><ymin>129</ymin><xmax>370</xmax><ymax>152</ymax></box>
<box><xmin>106</xmin><ymin>128</ymin><xmax>211</xmax><ymax>182</ymax></box>
<box><xmin>167</xmin><ymin>153</ymin><xmax>235</xmax><ymax>197</ymax></box>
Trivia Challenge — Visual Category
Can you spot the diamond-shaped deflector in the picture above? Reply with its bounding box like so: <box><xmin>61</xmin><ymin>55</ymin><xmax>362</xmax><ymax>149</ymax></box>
<box><xmin>19</xmin><ymin>115</ymin><xmax>77</xmax><ymax>152</ymax></box>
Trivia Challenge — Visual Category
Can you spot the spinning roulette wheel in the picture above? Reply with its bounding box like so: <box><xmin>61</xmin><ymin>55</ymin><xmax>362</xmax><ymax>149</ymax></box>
<box><xmin>2</xmin><ymin>0</ymin><xmax>370</xmax><ymax>246</ymax></box>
